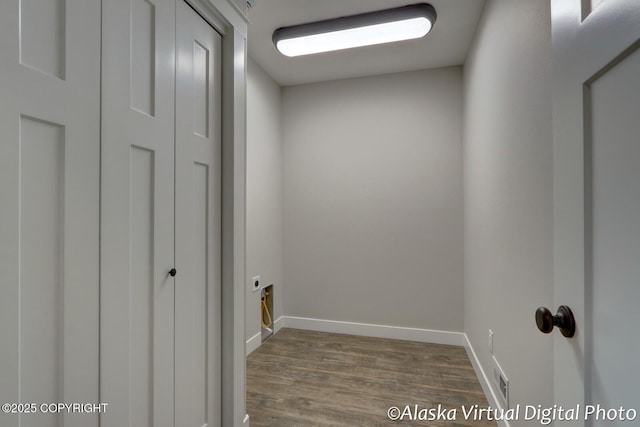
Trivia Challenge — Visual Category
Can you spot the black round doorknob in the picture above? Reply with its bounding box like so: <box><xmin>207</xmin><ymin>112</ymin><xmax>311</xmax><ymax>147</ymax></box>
<box><xmin>169</xmin><ymin>268</ymin><xmax>177</xmax><ymax>277</ymax></box>
<box><xmin>535</xmin><ymin>305</ymin><xmax>575</xmax><ymax>338</ymax></box>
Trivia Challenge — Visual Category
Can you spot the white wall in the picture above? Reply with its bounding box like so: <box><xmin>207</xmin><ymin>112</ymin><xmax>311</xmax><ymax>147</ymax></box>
<box><xmin>282</xmin><ymin>68</ymin><xmax>464</xmax><ymax>332</ymax></box>
<box><xmin>463</xmin><ymin>0</ymin><xmax>553</xmax><ymax>421</ymax></box>
<box><xmin>246</xmin><ymin>58</ymin><xmax>283</xmax><ymax>345</ymax></box>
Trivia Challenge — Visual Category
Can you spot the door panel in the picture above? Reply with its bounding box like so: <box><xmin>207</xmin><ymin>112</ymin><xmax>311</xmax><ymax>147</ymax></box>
<box><xmin>19</xmin><ymin>117</ymin><xmax>65</xmax><ymax>425</ymax></box>
<box><xmin>129</xmin><ymin>146</ymin><xmax>157</xmax><ymax>427</ymax></box>
<box><xmin>0</xmin><ymin>1</ymin><xmax>101</xmax><ymax>427</ymax></box>
<box><xmin>131</xmin><ymin>0</ymin><xmax>157</xmax><ymax>115</ymax></box>
<box><xmin>19</xmin><ymin>0</ymin><xmax>66</xmax><ymax>79</ymax></box>
<box><xmin>588</xmin><ymin>46</ymin><xmax>640</xmax><ymax>422</ymax></box>
<box><xmin>101</xmin><ymin>0</ymin><xmax>176</xmax><ymax>426</ymax></box>
<box><xmin>175</xmin><ymin>2</ymin><xmax>222</xmax><ymax>426</ymax></box>
<box><xmin>552</xmin><ymin>0</ymin><xmax>640</xmax><ymax>424</ymax></box>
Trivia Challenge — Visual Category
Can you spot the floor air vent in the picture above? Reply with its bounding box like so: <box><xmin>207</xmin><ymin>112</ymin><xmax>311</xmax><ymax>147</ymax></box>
<box><xmin>492</xmin><ymin>356</ymin><xmax>509</xmax><ymax>409</ymax></box>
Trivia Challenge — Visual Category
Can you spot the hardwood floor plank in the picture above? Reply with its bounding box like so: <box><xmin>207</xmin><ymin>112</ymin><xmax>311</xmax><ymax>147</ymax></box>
<box><xmin>247</xmin><ymin>328</ymin><xmax>497</xmax><ymax>427</ymax></box>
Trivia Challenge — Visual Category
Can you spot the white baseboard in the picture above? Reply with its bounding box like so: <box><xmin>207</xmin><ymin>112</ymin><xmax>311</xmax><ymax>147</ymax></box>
<box><xmin>245</xmin><ymin>316</ymin><xmax>286</xmax><ymax>356</ymax></box>
<box><xmin>463</xmin><ymin>334</ymin><xmax>510</xmax><ymax>427</ymax></box>
<box><xmin>247</xmin><ymin>315</ymin><xmax>464</xmax><ymax>354</ymax></box>
<box><xmin>245</xmin><ymin>332</ymin><xmax>261</xmax><ymax>356</ymax></box>
<box><xmin>274</xmin><ymin>315</ymin><xmax>285</xmax><ymax>333</ymax></box>
<box><xmin>243</xmin><ymin>413</ymin><xmax>250</xmax><ymax>427</ymax></box>
<box><xmin>282</xmin><ymin>316</ymin><xmax>465</xmax><ymax>346</ymax></box>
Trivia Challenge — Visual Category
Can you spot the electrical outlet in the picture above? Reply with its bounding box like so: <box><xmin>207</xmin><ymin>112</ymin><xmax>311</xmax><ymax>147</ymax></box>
<box><xmin>488</xmin><ymin>329</ymin><xmax>494</xmax><ymax>354</ymax></box>
<box><xmin>252</xmin><ymin>275</ymin><xmax>261</xmax><ymax>292</ymax></box>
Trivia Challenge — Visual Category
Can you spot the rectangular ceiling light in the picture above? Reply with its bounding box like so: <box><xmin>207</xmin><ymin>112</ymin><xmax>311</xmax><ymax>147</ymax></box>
<box><xmin>273</xmin><ymin>4</ymin><xmax>437</xmax><ymax>57</ymax></box>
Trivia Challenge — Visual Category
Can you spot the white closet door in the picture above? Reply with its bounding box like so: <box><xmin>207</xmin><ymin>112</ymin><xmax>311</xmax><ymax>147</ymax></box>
<box><xmin>100</xmin><ymin>0</ymin><xmax>176</xmax><ymax>426</ymax></box>
<box><xmin>0</xmin><ymin>1</ymin><xmax>101</xmax><ymax>427</ymax></box>
<box><xmin>175</xmin><ymin>3</ymin><xmax>222</xmax><ymax>427</ymax></box>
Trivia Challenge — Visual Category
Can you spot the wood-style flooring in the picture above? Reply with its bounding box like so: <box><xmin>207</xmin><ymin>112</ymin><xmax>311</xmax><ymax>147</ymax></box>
<box><xmin>246</xmin><ymin>328</ymin><xmax>497</xmax><ymax>427</ymax></box>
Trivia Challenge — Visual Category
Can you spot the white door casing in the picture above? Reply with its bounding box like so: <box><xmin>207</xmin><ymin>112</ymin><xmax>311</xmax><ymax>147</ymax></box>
<box><xmin>175</xmin><ymin>2</ymin><xmax>223</xmax><ymax>427</ymax></box>
<box><xmin>0</xmin><ymin>1</ymin><xmax>101</xmax><ymax>427</ymax></box>
<box><xmin>552</xmin><ymin>0</ymin><xmax>640</xmax><ymax>425</ymax></box>
<box><xmin>101</xmin><ymin>0</ymin><xmax>176</xmax><ymax>426</ymax></box>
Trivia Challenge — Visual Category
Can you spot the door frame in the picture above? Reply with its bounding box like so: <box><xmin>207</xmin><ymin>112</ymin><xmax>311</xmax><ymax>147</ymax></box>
<box><xmin>176</xmin><ymin>1</ymin><xmax>249</xmax><ymax>426</ymax></box>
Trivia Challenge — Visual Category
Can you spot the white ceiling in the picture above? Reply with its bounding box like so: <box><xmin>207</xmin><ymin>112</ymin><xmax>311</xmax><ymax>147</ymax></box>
<box><xmin>246</xmin><ymin>0</ymin><xmax>486</xmax><ymax>86</ymax></box>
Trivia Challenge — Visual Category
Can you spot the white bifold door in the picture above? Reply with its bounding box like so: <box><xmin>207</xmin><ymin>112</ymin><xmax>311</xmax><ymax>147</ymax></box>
<box><xmin>0</xmin><ymin>1</ymin><xmax>101</xmax><ymax>427</ymax></box>
<box><xmin>101</xmin><ymin>1</ymin><xmax>222</xmax><ymax>426</ymax></box>
<box><xmin>175</xmin><ymin>3</ymin><xmax>223</xmax><ymax>426</ymax></box>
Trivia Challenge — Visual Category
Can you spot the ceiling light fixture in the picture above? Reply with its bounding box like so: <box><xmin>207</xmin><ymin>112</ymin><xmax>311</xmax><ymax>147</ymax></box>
<box><xmin>273</xmin><ymin>3</ymin><xmax>437</xmax><ymax>57</ymax></box>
